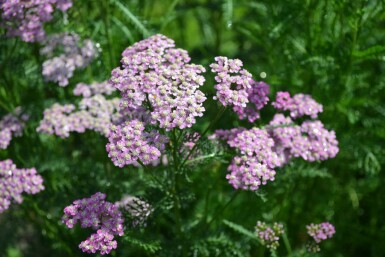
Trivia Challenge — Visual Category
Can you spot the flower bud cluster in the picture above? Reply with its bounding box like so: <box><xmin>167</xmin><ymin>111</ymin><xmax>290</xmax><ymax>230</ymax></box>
<box><xmin>272</xmin><ymin>91</ymin><xmax>323</xmax><ymax>119</ymax></box>
<box><xmin>37</xmin><ymin>82</ymin><xmax>122</xmax><ymax>138</ymax></box>
<box><xmin>307</xmin><ymin>222</ymin><xmax>335</xmax><ymax>243</ymax></box>
<box><xmin>306</xmin><ymin>222</ymin><xmax>335</xmax><ymax>252</ymax></box>
<box><xmin>41</xmin><ymin>33</ymin><xmax>97</xmax><ymax>86</ymax></box>
<box><xmin>210</xmin><ymin>57</ymin><xmax>252</xmax><ymax>108</ymax></box>
<box><xmin>0</xmin><ymin>0</ymin><xmax>72</xmax><ymax>42</ymax></box>
<box><xmin>255</xmin><ymin>221</ymin><xmax>285</xmax><ymax>250</ymax></box>
<box><xmin>62</xmin><ymin>192</ymin><xmax>124</xmax><ymax>255</ymax></box>
<box><xmin>115</xmin><ymin>195</ymin><xmax>153</xmax><ymax>227</ymax></box>
<box><xmin>226</xmin><ymin>128</ymin><xmax>282</xmax><ymax>191</ymax></box>
<box><xmin>109</xmin><ymin>34</ymin><xmax>206</xmax><ymax>131</ymax></box>
<box><xmin>0</xmin><ymin>107</ymin><xmax>28</xmax><ymax>149</ymax></box>
<box><xmin>106</xmin><ymin>120</ymin><xmax>169</xmax><ymax>168</ymax></box>
<box><xmin>0</xmin><ymin>159</ymin><xmax>44</xmax><ymax>213</ymax></box>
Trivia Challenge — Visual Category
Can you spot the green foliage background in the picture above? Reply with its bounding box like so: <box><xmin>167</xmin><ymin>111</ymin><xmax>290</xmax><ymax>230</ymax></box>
<box><xmin>1</xmin><ymin>0</ymin><xmax>385</xmax><ymax>256</ymax></box>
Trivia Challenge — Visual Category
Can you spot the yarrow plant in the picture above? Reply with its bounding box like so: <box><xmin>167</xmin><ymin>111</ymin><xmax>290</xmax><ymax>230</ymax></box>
<box><xmin>0</xmin><ymin>0</ymin><xmax>72</xmax><ymax>42</ymax></box>
<box><xmin>0</xmin><ymin>159</ymin><xmax>44</xmax><ymax>213</ymax></box>
<box><xmin>40</xmin><ymin>32</ymin><xmax>97</xmax><ymax>86</ymax></box>
<box><xmin>255</xmin><ymin>221</ymin><xmax>285</xmax><ymax>250</ymax></box>
<box><xmin>34</xmin><ymin>34</ymin><xmax>341</xmax><ymax>255</ymax></box>
<box><xmin>0</xmin><ymin>107</ymin><xmax>28</xmax><ymax>149</ymax></box>
<box><xmin>62</xmin><ymin>192</ymin><xmax>124</xmax><ymax>255</ymax></box>
<box><xmin>306</xmin><ymin>222</ymin><xmax>336</xmax><ymax>252</ymax></box>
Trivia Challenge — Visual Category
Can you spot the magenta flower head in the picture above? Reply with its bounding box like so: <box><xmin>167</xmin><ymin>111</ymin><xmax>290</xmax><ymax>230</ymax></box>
<box><xmin>0</xmin><ymin>107</ymin><xmax>28</xmax><ymax>149</ymax></box>
<box><xmin>62</xmin><ymin>192</ymin><xmax>124</xmax><ymax>255</ymax></box>
<box><xmin>306</xmin><ymin>222</ymin><xmax>335</xmax><ymax>252</ymax></box>
<box><xmin>210</xmin><ymin>56</ymin><xmax>252</xmax><ymax>108</ymax></box>
<box><xmin>109</xmin><ymin>34</ymin><xmax>207</xmax><ymax>131</ymax></box>
<box><xmin>0</xmin><ymin>0</ymin><xmax>72</xmax><ymax>42</ymax></box>
<box><xmin>272</xmin><ymin>91</ymin><xmax>323</xmax><ymax>119</ymax></box>
<box><xmin>267</xmin><ymin>114</ymin><xmax>339</xmax><ymax>163</ymax></box>
<box><xmin>233</xmin><ymin>80</ymin><xmax>270</xmax><ymax>122</ymax></box>
<box><xmin>106</xmin><ymin>120</ymin><xmax>169</xmax><ymax>168</ymax></box>
<box><xmin>225</xmin><ymin>128</ymin><xmax>282</xmax><ymax>191</ymax></box>
<box><xmin>255</xmin><ymin>221</ymin><xmax>285</xmax><ymax>250</ymax></box>
<box><xmin>0</xmin><ymin>159</ymin><xmax>44</xmax><ymax>213</ymax></box>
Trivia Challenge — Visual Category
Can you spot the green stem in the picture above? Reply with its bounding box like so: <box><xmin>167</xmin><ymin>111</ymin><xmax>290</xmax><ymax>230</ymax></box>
<box><xmin>184</xmin><ymin>153</ymin><xmax>221</xmax><ymax>165</ymax></box>
<box><xmin>206</xmin><ymin>190</ymin><xmax>240</xmax><ymax>227</ymax></box>
<box><xmin>282</xmin><ymin>233</ymin><xmax>293</xmax><ymax>257</ymax></box>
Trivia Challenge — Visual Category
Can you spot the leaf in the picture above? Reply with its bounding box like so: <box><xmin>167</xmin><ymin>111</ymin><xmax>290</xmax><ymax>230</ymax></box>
<box><xmin>222</xmin><ymin>0</ymin><xmax>233</xmax><ymax>28</ymax></box>
<box><xmin>123</xmin><ymin>236</ymin><xmax>162</xmax><ymax>254</ymax></box>
<box><xmin>353</xmin><ymin>45</ymin><xmax>385</xmax><ymax>59</ymax></box>
<box><xmin>112</xmin><ymin>0</ymin><xmax>150</xmax><ymax>37</ymax></box>
<box><xmin>111</xmin><ymin>16</ymin><xmax>135</xmax><ymax>44</ymax></box>
<box><xmin>222</xmin><ymin>220</ymin><xmax>260</xmax><ymax>241</ymax></box>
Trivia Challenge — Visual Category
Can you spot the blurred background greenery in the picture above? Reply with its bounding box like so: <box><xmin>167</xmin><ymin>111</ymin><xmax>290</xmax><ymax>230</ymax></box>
<box><xmin>1</xmin><ymin>0</ymin><xmax>385</xmax><ymax>256</ymax></box>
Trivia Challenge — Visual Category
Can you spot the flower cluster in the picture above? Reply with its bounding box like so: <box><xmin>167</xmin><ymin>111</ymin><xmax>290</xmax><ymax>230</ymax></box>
<box><xmin>272</xmin><ymin>91</ymin><xmax>323</xmax><ymax>119</ymax></box>
<box><xmin>212</xmin><ymin>87</ymin><xmax>339</xmax><ymax>191</ymax></box>
<box><xmin>255</xmin><ymin>221</ymin><xmax>285</xmax><ymax>250</ymax></box>
<box><xmin>306</xmin><ymin>222</ymin><xmax>335</xmax><ymax>252</ymax></box>
<box><xmin>37</xmin><ymin>81</ymin><xmax>121</xmax><ymax>137</ymax></box>
<box><xmin>62</xmin><ymin>192</ymin><xmax>124</xmax><ymax>255</ymax></box>
<box><xmin>210</xmin><ymin>57</ymin><xmax>252</xmax><ymax>108</ymax></box>
<box><xmin>109</xmin><ymin>34</ymin><xmax>206</xmax><ymax>131</ymax></box>
<box><xmin>0</xmin><ymin>159</ymin><xmax>44</xmax><ymax>213</ymax></box>
<box><xmin>0</xmin><ymin>0</ymin><xmax>72</xmax><ymax>42</ymax></box>
<box><xmin>233</xmin><ymin>81</ymin><xmax>270</xmax><ymax>122</ymax></box>
<box><xmin>41</xmin><ymin>32</ymin><xmax>97</xmax><ymax>86</ymax></box>
<box><xmin>0</xmin><ymin>108</ymin><xmax>28</xmax><ymax>149</ymax></box>
<box><xmin>268</xmin><ymin>114</ymin><xmax>339</xmax><ymax>163</ymax></box>
<box><xmin>116</xmin><ymin>195</ymin><xmax>153</xmax><ymax>227</ymax></box>
<box><xmin>106</xmin><ymin>120</ymin><xmax>169</xmax><ymax>168</ymax></box>
<box><xmin>225</xmin><ymin>128</ymin><xmax>282</xmax><ymax>191</ymax></box>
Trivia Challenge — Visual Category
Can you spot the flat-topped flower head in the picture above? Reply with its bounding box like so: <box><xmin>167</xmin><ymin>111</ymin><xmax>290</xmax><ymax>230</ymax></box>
<box><xmin>0</xmin><ymin>159</ymin><xmax>44</xmax><ymax>213</ymax></box>
<box><xmin>267</xmin><ymin>114</ymin><xmax>339</xmax><ymax>163</ymax></box>
<box><xmin>272</xmin><ymin>91</ymin><xmax>323</xmax><ymax>119</ymax></box>
<box><xmin>106</xmin><ymin>120</ymin><xmax>169</xmax><ymax>167</ymax></box>
<box><xmin>38</xmin><ymin>83</ymin><xmax>122</xmax><ymax>138</ymax></box>
<box><xmin>109</xmin><ymin>34</ymin><xmax>206</xmax><ymax>131</ymax></box>
<box><xmin>225</xmin><ymin>128</ymin><xmax>282</xmax><ymax>191</ymax></box>
<box><xmin>0</xmin><ymin>0</ymin><xmax>72</xmax><ymax>42</ymax></box>
<box><xmin>62</xmin><ymin>192</ymin><xmax>124</xmax><ymax>255</ymax></box>
<box><xmin>210</xmin><ymin>56</ymin><xmax>252</xmax><ymax>108</ymax></box>
<box><xmin>255</xmin><ymin>221</ymin><xmax>285</xmax><ymax>250</ymax></box>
